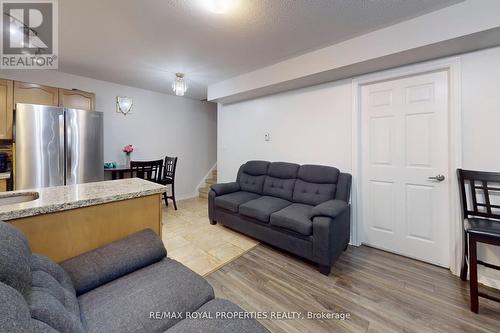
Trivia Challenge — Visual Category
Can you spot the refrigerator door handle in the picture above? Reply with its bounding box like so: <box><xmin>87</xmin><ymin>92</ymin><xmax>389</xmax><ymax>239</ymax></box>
<box><xmin>59</xmin><ymin>114</ymin><xmax>65</xmax><ymax>184</ymax></box>
<box><xmin>66</xmin><ymin>115</ymin><xmax>72</xmax><ymax>184</ymax></box>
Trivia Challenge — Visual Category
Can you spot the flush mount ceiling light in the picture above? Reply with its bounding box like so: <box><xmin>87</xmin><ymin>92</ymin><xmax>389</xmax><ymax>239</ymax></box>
<box><xmin>204</xmin><ymin>0</ymin><xmax>236</xmax><ymax>14</ymax></box>
<box><xmin>172</xmin><ymin>73</ymin><xmax>188</xmax><ymax>96</ymax></box>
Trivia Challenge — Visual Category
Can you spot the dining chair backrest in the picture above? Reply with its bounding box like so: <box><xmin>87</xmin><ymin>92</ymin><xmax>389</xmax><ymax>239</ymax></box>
<box><xmin>457</xmin><ymin>168</ymin><xmax>500</xmax><ymax>220</ymax></box>
<box><xmin>163</xmin><ymin>156</ymin><xmax>178</xmax><ymax>180</ymax></box>
<box><xmin>130</xmin><ymin>160</ymin><xmax>163</xmax><ymax>183</ymax></box>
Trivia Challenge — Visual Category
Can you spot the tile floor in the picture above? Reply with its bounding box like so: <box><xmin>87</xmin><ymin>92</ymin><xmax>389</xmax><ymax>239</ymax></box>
<box><xmin>161</xmin><ymin>197</ymin><xmax>259</xmax><ymax>276</ymax></box>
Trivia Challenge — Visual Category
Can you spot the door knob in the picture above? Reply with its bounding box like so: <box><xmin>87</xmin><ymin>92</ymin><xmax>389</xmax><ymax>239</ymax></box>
<box><xmin>428</xmin><ymin>174</ymin><xmax>445</xmax><ymax>182</ymax></box>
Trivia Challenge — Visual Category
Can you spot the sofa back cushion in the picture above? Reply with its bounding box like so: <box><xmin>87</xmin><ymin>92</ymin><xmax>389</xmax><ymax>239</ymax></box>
<box><xmin>0</xmin><ymin>221</ymin><xmax>84</xmax><ymax>333</ymax></box>
<box><xmin>263</xmin><ymin>162</ymin><xmax>299</xmax><ymax>201</ymax></box>
<box><xmin>237</xmin><ymin>160</ymin><xmax>270</xmax><ymax>194</ymax></box>
<box><xmin>0</xmin><ymin>221</ymin><xmax>32</xmax><ymax>298</ymax></box>
<box><xmin>0</xmin><ymin>282</ymin><xmax>34</xmax><ymax>333</ymax></box>
<box><xmin>292</xmin><ymin>165</ymin><xmax>339</xmax><ymax>206</ymax></box>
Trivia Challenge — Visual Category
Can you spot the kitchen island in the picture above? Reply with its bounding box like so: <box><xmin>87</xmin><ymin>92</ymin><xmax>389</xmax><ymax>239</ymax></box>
<box><xmin>0</xmin><ymin>172</ymin><xmax>9</xmax><ymax>192</ymax></box>
<box><xmin>0</xmin><ymin>178</ymin><xmax>166</xmax><ymax>262</ymax></box>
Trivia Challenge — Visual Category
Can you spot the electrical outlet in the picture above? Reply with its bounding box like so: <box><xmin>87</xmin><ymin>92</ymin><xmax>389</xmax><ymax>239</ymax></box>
<box><xmin>265</xmin><ymin>133</ymin><xmax>271</xmax><ymax>141</ymax></box>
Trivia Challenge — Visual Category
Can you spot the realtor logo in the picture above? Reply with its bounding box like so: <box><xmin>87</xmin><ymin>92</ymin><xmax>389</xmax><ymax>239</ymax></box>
<box><xmin>1</xmin><ymin>0</ymin><xmax>58</xmax><ymax>69</ymax></box>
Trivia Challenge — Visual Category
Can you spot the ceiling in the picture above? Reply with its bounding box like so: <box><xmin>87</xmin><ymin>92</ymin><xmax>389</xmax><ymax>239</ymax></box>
<box><xmin>59</xmin><ymin>0</ymin><xmax>464</xmax><ymax>100</ymax></box>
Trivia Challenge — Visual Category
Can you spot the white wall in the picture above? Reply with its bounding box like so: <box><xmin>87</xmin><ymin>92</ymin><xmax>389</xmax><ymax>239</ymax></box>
<box><xmin>217</xmin><ymin>79</ymin><xmax>352</xmax><ymax>182</ymax></box>
<box><xmin>0</xmin><ymin>70</ymin><xmax>217</xmax><ymax>199</ymax></box>
<box><xmin>461</xmin><ymin>47</ymin><xmax>500</xmax><ymax>287</ymax></box>
<box><xmin>218</xmin><ymin>46</ymin><xmax>500</xmax><ymax>286</ymax></box>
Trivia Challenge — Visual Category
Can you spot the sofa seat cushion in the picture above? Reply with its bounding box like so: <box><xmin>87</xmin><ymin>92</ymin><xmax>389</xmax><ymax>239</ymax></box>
<box><xmin>239</xmin><ymin>196</ymin><xmax>291</xmax><ymax>223</ymax></box>
<box><xmin>78</xmin><ymin>258</ymin><xmax>214</xmax><ymax>333</ymax></box>
<box><xmin>215</xmin><ymin>191</ymin><xmax>261</xmax><ymax>213</ymax></box>
<box><xmin>168</xmin><ymin>299</ymin><xmax>269</xmax><ymax>333</ymax></box>
<box><xmin>270</xmin><ymin>203</ymin><xmax>314</xmax><ymax>236</ymax></box>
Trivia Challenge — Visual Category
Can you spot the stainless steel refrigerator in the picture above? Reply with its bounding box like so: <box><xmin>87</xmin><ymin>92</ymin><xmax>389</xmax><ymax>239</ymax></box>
<box><xmin>15</xmin><ymin>103</ymin><xmax>104</xmax><ymax>190</ymax></box>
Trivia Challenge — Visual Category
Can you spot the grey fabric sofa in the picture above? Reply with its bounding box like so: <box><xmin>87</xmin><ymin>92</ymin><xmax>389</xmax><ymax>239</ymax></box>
<box><xmin>0</xmin><ymin>221</ymin><xmax>268</xmax><ymax>333</ymax></box>
<box><xmin>208</xmin><ymin>161</ymin><xmax>352</xmax><ymax>275</ymax></box>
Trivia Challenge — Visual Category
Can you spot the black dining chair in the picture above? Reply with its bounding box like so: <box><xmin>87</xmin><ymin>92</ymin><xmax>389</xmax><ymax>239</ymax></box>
<box><xmin>457</xmin><ymin>168</ymin><xmax>500</xmax><ymax>313</ymax></box>
<box><xmin>158</xmin><ymin>156</ymin><xmax>178</xmax><ymax>210</ymax></box>
<box><xmin>130</xmin><ymin>160</ymin><xmax>163</xmax><ymax>183</ymax></box>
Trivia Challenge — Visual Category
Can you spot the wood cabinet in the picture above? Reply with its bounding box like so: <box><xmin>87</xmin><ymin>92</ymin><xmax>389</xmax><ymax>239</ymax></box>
<box><xmin>58</xmin><ymin>88</ymin><xmax>95</xmax><ymax>110</ymax></box>
<box><xmin>0</xmin><ymin>79</ymin><xmax>13</xmax><ymax>139</ymax></box>
<box><xmin>0</xmin><ymin>179</ymin><xmax>7</xmax><ymax>192</ymax></box>
<box><xmin>14</xmin><ymin>81</ymin><xmax>59</xmax><ymax>106</ymax></box>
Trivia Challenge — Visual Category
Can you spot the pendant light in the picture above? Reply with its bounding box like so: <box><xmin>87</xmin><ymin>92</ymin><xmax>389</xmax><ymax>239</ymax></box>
<box><xmin>172</xmin><ymin>73</ymin><xmax>188</xmax><ymax>96</ymax></box>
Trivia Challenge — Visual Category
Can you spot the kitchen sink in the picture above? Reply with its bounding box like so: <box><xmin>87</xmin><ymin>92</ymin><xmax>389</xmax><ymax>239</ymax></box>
<box><xmin>0</xmin><ymin>192</ymin><xmax>39</xmax><ymax>206</ymax></box>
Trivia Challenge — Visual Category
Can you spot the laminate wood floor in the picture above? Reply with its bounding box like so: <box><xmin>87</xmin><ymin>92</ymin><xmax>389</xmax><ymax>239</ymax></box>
<box><xmin>206</xmin><ymin>244</ymin><xmax>500</xmax><ymax>333</ymax></box>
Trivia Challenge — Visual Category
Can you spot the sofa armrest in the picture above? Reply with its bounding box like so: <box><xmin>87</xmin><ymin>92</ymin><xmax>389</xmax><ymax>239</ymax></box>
<box><xmin>210</xmin><ymin>182</ymin><xmax>240</xmax><ymax>196</ymax></box>
<box><xmin>312</xmin><ymin>206</ymin><xmax>351</xmax><ymax>267</ymax></box>
<box><xmin>60</xmin><ymin>229</ymin><xmax>166</xmax><ymax>296</ymax></box>
<box><xmin>311</xmin><ymin>200</ymin><xmax>348</xmax><ymax>219</ymax></box>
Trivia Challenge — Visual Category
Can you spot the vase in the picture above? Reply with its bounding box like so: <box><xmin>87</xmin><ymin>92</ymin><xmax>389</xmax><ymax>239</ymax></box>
<box><xmin>125</xmin><ymin>154</ymin><xmax>131</xmax><ymax>167</ymax></box>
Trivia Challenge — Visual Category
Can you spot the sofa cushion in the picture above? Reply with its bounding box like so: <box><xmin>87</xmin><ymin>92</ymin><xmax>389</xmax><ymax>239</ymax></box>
<box><xmin>0</xmin><ymin>282</ymin><xmax>34</xmax><ymax>333</ymax></box>
<box><xmin>268</xmin><ymin>162</ymin><xmax>300</xmax><ymax>179</ymax></box>
<box><xmin>292</xmin><ymin>165</ymin><xmax>339</xmax><ymax>206</ymax></box>
<box><xmin>78</xmin><ymin>258</ymin><xmax>214</xmax><ymax>333</ymax></box>
<box><xmin>262</xmin><ymin>162</ymin><xmax>299</xmax><ymax>201</ymax></box>
<box><xmin>239</xmin><ymin>173</ymin><xmax>266</xmax><ymax>194</ymax></box>
<box><xmin>293</xmin><ymin>180</ymin><xmax>336</xmax><ymax>206</ymax></box>
<box><xmin>28</xmin><ymin>289</ymin><xmax>85</xmax><ymax>333</ymax></box>
<box><xmin>238</xmin><ymin>161</ymin><xmax>270</xmax><ymax>194</ymax></box>
<box><xmin>31</xmin><ymin>254</ymin><xmax>75</xmax><ymax>295</ymax></box>
<box><xmin>242</xmin><ymin>160</ymin><xmax>270</xmax><ymax>176</ymax></box>
<box><xmin>215</xmin><ymin>191</ymin><xmax>261</xmax><ymax>213</ymax></box>
<box><xmin>270</xmin><ymin>203</ymin><xmax>314</xmax><ymax>236</ymax></box>
<box><xmin>263</xmin><ymin>177</ymin><xmax>296</xmax><ymax>201</ymax></box>
<box><xmin>239</xmin><ymin>196</ymin><xmax>291</xmax><ymax>223</ymax></box>
<box><xmin>0</xmin><ymin>221</ymin><xmax>32</xmax><ymax>297</ymax></box>
<box><xmin>61</xmin><ymin>229</ymin><xmax>167</xmax><ymax>296</ymax></box>
<box><xmin>168</xmin><ymin>299</ymin><xmax>269</xmax><ymax>333</ymax></box>
<box><xmin>297</xmin><ymin>164</ymin><xmax>339</xmax><ymax>184</ymax></box>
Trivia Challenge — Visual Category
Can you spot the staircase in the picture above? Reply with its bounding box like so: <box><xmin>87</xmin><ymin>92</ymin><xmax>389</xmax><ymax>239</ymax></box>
<box><xmin>198</xmin><ymin>168</ymin><xmax>217</xmax><ymax>199</ymax></box>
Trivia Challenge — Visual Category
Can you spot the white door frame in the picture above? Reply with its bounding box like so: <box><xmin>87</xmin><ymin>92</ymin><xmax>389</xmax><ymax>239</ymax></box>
<box><xmin>351</xmin><ymin>56</ymin><xmax>463</xmax><ymax>275</ymax></box>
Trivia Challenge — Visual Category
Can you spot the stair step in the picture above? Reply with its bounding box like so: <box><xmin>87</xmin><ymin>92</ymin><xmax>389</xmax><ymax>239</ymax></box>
<box><xmin>205</xmin><ymin>178</ymin><xmax>216</xmax><ymax>186</ymax></box>
<box><xmin>199</xmin><ymin>168</ymin><xmax>217</xmax><ymax>199</ymax></box>
<box><xmin>199</xmin><ymin>186</ymin><xmax>209</xmax><ymax>194</ymax></box>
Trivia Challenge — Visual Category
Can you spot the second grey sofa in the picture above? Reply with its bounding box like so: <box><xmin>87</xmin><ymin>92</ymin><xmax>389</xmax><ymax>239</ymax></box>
<box><xmin>0</xmin><ymin>221</ymin><xmax>268</xmax><ymax>333</ymax></box>
<box><xmin>208</xmin><ymin>160</ymin><xmax>352</xmax><ymax>275</ymax></box>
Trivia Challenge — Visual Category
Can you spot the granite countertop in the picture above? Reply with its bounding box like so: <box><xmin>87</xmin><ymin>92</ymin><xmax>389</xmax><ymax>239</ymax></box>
<box><xmin>0</xmin><ymin>172</ymin><xmax>10</xmax><ymax>179</ymax></box>
<box><xmin>0</xmin><ymin>178</ymin><xmax>166</xmax><ymax>221</ymax></box>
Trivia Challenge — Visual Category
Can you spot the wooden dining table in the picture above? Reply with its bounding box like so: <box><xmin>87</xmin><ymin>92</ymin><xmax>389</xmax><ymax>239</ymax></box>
<box><xmin>104</xmin><ymin>165</ymin><xmax>132</xmax><ymax>180</ymax></box>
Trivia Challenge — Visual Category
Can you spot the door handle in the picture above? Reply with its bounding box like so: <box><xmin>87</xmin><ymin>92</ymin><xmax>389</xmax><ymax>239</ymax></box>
<box><xmin>428</xmin><ymin>174</ymin><xmax>445</xmax><ymax>182</ymax></box>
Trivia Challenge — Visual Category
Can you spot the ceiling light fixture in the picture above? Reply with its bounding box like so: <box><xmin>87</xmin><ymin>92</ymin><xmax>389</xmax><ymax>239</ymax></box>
<box><xmin>172</xmin><ymin>73</ymin><xmax>188</xmax><ymax>96</ymax></box>
<box><xmin>205</xmin><ymin>0</ymin><xmax>235</xmax><ymax>14</ymax></box>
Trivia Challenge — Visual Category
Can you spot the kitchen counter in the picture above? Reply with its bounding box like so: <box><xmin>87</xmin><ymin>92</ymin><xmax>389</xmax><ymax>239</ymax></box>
<box><xmin>0</xmin><ymin>178</ymin><xmax>166</xmax><ymax>221</ymax></box>
<box><xmin>0</xmin><ymin>172</ymin><xmax>10</xmax><ymax>179</ymax></box>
